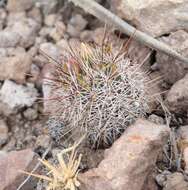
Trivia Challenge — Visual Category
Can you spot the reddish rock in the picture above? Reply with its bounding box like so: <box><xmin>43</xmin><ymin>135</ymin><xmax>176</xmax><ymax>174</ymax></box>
<box><xmin>7</xmin><ymin>0</ymin><xmax>34</xmax><ymax>12</ymax></box>
<box><xmin>79</xmin><ymin>119</ymin><xmax>169</xmax><ymax>190</ymax></box>
<box><xmin>166</xmin><ymin>73</ymin><xmax>188</xmax><ymax>112</ymax></box>
<box><xmin>0</xmin><ymin>149</ymin><xmax>39</xmax><ymax>190</ymax></box>
<box><xmin>111</xmin><ymin>0</ymin><xmax>188</xmax><ymax>37</ymax></box>
<box><xmin>0</xmin><ymin>53</ymin><xmax>32</xmax><ymax>84</ymax></box>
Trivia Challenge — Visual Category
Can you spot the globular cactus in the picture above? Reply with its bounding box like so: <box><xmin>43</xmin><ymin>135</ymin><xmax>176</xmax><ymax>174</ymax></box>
<box><xmin>45</xmin><ymin>37</ymin><xmax>150</xmax><ymax>148</ymax></box>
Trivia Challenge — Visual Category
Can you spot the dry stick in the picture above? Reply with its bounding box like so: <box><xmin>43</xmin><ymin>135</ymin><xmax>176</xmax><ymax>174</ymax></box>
<box><xmin>69</xmin><ymin>0</ymin><xmax>188</xmax><ymax>64</ymax></box>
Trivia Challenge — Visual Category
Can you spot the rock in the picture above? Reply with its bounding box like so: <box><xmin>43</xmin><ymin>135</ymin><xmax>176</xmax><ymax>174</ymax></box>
<box><xmin>49</xmin><ymin>28</ymin><xmax>62</xmax><ymax>42</ymax></box>
<box><xmin>79</xmin><ymin>147</ymin><xmax>104</xmax><ymax>169</ymax></box>
<box><xmin>67</xmin><ymin>24</ymin><xmax>80</xmax><ymax>38</ymax></box>
<box><xmin>0</xmin><ymin>119</ymin><xmax>8</xmax><ymax>147</ymax></box>
<box><xmin>56</xmin><ymin>39</ymin><xmax>69</xmax><ymax>51</ymax></box>
<box><xmin>40</xmin><ymin>42</ymin><xmax>60</xmax><ymax>60</ymax></box>
<box><xmin>127</xmin><ymin>40</ymin><xmax>151</xmax><ymax>71</ymax></box>
<box><xmin>39</xmin><ymin>26</ymin><xmax>52</xmax><ymax>38</ymax></box>
<box><xmin>27</xmin><ymin>7</ymin><xmax>42</xmax><ymax>24</ymax></box>
<box><xmin>0</xmin><ymin>48</ymin><xmax>7</xmax><ymax>57</ymax></box>
<box><xmin>0</xmin><ymin>8</ymin><xmax>7</xmax><ymax>29</ymax></box>
<box><xmin>67</xmin><ymin>14</ymin><xmax>88</xmax><ymax>37</ymax></box>
<box><xmin>0</xmin><ymin>52</ymin><xmax>32</xmax><ymax>83</ymax></box>
<box><xmin>177</xmin><ymin>125</ymin><xmax>188</xmax><ymax>174</ymax></box>
<box><xmin>163</xmin><ymin>172</ymin><xmax>188</xmax><ymax>190</ymax></box>
<box><xmin>51</xmin><ymin>148</ymin><xmax>62</xmax><ymax>158</ymax></box>
<box><xmin>6</xmin><ymin>46</ymin><xmax>25</xmax><ymax>56</ymax></box>
<box><xmin>0</xmin><ymin>101</ymin><xmax>16</xmax><ymax>116</ymax></box>
<box><xmin>79</xmin><ymin>119</ymin><xmax>170</xmax><ymax>190</ymax></box>
<box><xmin>44</xmin><ymin>14</ymin><xmax>58</xmax><ymax>27</ymax></box>
<box><xmin>183</xmin><ymin>148</ymin><xmax>188</xmax><ymax>174</ymax></box>
<box><xmin>6</xmin><ymin>14</ymin><xmax>40</xmax><ymax>48</ymax></box>
<box><xmin>41</xmin><ymin>63</ymin><xmax>56</xmax><ymax>113</ymax></box>
<box><xmin>69</xmin><ymin>14</ymin><xmax>87</xmax><ymax>31</ymax></box>
<box><xmin>155</xmin><ymin>170</ymin><xmax>171</xmax><ymax>187</ymax></box>
<box><xmin>177</xmin><ymin>125</ymin><xmax>188</xmax><ymax>141</ymax></box>
<box><xmin>0</xmin><ymin>149</ymin><xmax>39</xmax><ymax>190</ymax></box>
<box><xmin>111</xmin><ymin>0</ymin><xmax>188</xmax><ymax>37</ymax></box>
<box><xmin>0</xmin><ymin>80</ymin><xmax>38</xmax><ymax>110</ymax></box>
<box><xmin>2</xmin><ymin>137</ymin><xmax>16</xmax><ymax>152</ymax></box>
<box><xmin>92</xmin><ymin>27</ymin><xmax>125</xmax><ymax>49</ymax></box>
<box><xmin>7</xmin><ymin>0</ymin><xmax>34</xmax><ymax>12</ymax></box>
<box><xmin>7</xmin><ymin>12</ymin><xmax>26</xmax><ymax>26</ymax></box>
<box><xmin>35</xmin><ymin>0</ymin><xmax>58</xmax><ymax>15</ymax></box>
<box><xmin>80</xmin><ymin>30</ymin><xmax>93</xmax><ymax>42</ymax></box>
<box><xmin>27</xmin><ymin>64</ymin><xmax>40</xmax><ymax>83</ymax></box>
<box><xmin>49</xmin><ymin>21</ymin><xmax>66</xmax><ymax>42</ymax></box>
<box><xmin>146</xmin><ymin>71</ymin><xmax>163</xmax><ymax>112</ymax></box>
<box><xmin>166</xmin><ymin>73</ymin><xmax>188</xmax><ymax>112</ymax></box>
<box><xmin>148</xmin><ymin>114</ymin><xmax>164</xmax><ymax>125</ymax></box>
<box><xmin>0</xmin><ymin>30</ymin><xmax>20</xmax><ymax>48</ymax></box>
<box><xmin>23</xmin><ymin>108</ymin><xmax>38</xmax><ymax>121</ymax></box>
<box><xmin>156</xmin><ymin>30</ymin><xmax>188</xmax><ymax>84</ymax></box>
<box><xmin>10</xmin><ymin>18</ymin><xmax>40</xmax><ymax>48</ymax></box>
<box><xmin>142</xmin><ymin>172</ymin><xmax>158</xmax><ymax>190</ymax></box>
<box><xmin>35</xmin><ymin>134</ymin><xmax>51</xmax><ymax>149</ymax></box>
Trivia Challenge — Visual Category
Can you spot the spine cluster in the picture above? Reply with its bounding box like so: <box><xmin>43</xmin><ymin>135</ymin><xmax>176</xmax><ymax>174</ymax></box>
<box><xmin>45</xmin><ymin>39</ymin><xmax>149</xmax><ymax>147</ymax></box>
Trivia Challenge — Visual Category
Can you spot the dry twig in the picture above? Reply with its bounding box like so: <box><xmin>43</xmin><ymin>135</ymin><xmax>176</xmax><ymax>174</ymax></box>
<box><xmin>69</xmin><ymin>0</ymin><xmax>188</xmax><ymax>64</ymax></box>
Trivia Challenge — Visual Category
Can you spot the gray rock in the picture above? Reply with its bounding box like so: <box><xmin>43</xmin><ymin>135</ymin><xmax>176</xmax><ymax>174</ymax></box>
<box><xmin>69</xmin><ymin>14</ymin><xmax>87</xmax><ymax>31</ymax></box>
<box><xmin>0</xmin><ymin>30</ymin><xmax>20</xmax><ymax>48</ymax></box>
<box><xmin>80</xmin><ymin>30</ymin><xmax>93</xmax><ymax>42</ymax></box>
<box><xmin>0</xmin><ymin>119</ymin><xmax>8</xmax><ymax>147</ymax></box>
<box><xmin>35</xmin><ymin>134</ymin><xmax>51</xmax><ymax>149</ymax></box>
<box><xmin>111</xmin><ymin>0</ymin><xmax>188</xmax><ymax>37</ymax></box>
<box><xmin>79</xmin><ymin>119</ymin><xmax>170</xmax><ymax>190</ymax></box>
<box><xmin>1</xmin><ymin>16</ymin><xmax>40</xmax><ymax>49</ymax></box>
<box><xmin>177</xmin><ymin>125</ymin><xmax>188</xmax><ymax>140</ymax></box>
<box><xmin>177</xmin><ymin>125</ymin><xmax>188</xmax><ymax>174</ymax></box>
<box><xmin>67</xmin><ymin>14</ymin><xmax>88</xmax><ymax>37</ymax></box>
<box><xmin>49</xmin><ymin>22</ymin><xmax>66</xmax><ymax>42</ymax></box>
<box><xmin>148</xmin><ymin>114</ymin><xmax>164</xmax><ymax>125</ymax></box>
<box><xmin>0</xmin><ymin>101</ymin><xmax>17</xmax><ymax>116</ymax></box>
<box><xmin>163</xmin><ymin>172</ymin><xmax>188</xmax><ymax>190</ymax></box>
<box><xmin>35</xmin><ymin>0</ymin><xmax>59</xmax><ymax>15</ymax></box>
<box><xmin>10</xmin><ymin>18</ymin><xmax>40</xmax><ymax>48</ymax></box>
<box><xmin>41</xmin><ymin>63</ymin><xmax>56</xmax><ymax>113</ymax></box>
<box><xmin>0</xmin><ymin>80</ymin><xmax>38</xmax><ymax>110</ymax></box>
<box><xmin>0</xmin><ymin>48</ymin><xmax>7</xmax><ymax>57</ymax></box>
<box><xmin>39</xmin><ymin>26</ymin><xmax>53</xmax><ymax>38</ymax></box>
<box><xmin>7</xmin><ymin>12</ymin><xmax>26</xmax><ymax>26</ymax></box>
<box><xmin>27</xmin><ymin>64</ymin><xmax>40</xmax><ymax>83</ymax></box>
<box><xmin>23</xmin><ymin>108</ymin><xmax>38</xmax><ymax>121</ymax></box>
<box><xmin>155</xmin><ymin>170</ymin><xmax>171</xmax><ymax>187</ymax></box>
<box><xmin>156</xmin><ymin>30</ymin><xmax>188</xmax><ymax>84</ymax></box>
<box><xmin>0</xmin><ymin>8</ymin><xmax>7</xmax><ymax>29</ymax></box>
<box><xmin>6</xmin><ymin>46</ymin><xmax>25</xmax><ymax>56</ymax></box>
<box><xmin>40</xmin><ymin>42</ymin><xmax>60</xmax><ymax>60</ymax></box>
<box><xmin>44</xmin><ymin>14</ymin><xmax>58</xmax><ymax>27</ymax></box>
<box><xmin>27</xmin><ymin>6</ymin><xmax>42</xmax><ymax>24</ymax></box>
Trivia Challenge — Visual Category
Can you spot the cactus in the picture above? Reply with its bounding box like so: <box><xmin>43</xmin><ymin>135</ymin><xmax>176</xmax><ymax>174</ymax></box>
<box><xmin>45</xmin><ymin>37</ymin><xmax>150</xmax><ymax>148</ymax></box>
